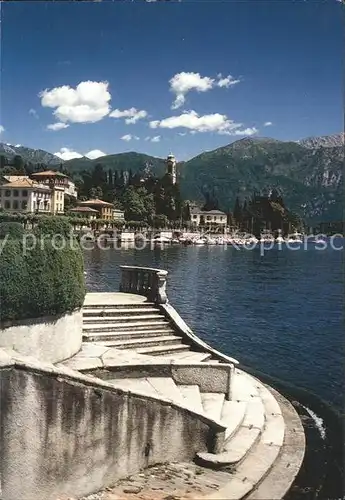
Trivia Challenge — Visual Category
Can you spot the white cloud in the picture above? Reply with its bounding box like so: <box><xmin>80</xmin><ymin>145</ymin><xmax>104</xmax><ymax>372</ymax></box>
<box><xmin>0</xmin><ymin>125</ymin><xmax>4</xmax><ymax>135</ymax></box>
<box><xmin>178</xmin><ymin>132</ymin><xmax>187</xmax><ymax>136</ymax></box>
<box><xmin>150</xmin><ymin>110</ymin><xmax>256</xmax><ymax>136</ymax></box>
<box><xmin>54</xmin><ymin>147</ymin><xmax>83</xmax><ymax>161</ymax></box>
<box><xmin>40</xmin><ymin>81</ymin><xmax>111</xmax><ymax>124</ymax></box>
<box><xmin>47</xmin><ymin>122</ymin><xmax>70</xmax><ymax>131</ymax></box>
<box><xmin>233</xmin><ymin>127</ymin><xmax>258</xmax><ymax>136</ymax></box>
<box><xmin>217</xmin><ymin>74</ymin><xmax>241</xmax><ymax>88</ymax></box>
<box><xmin>109</xmin><ymin>107</ymin><xmax>148</xmax><ymax>124</ymax></box>
<box><xmin>263</xmin><ymin>121</ymin><xmax>273</xmax><ymax>127</ymax></box>
<box><xmin>169</xmin><ymin>71</ymin><xmax>241</xmax><ymax>109</ymax></box>
<box><xmin>29</xmin><ymin>108</ymin><xmax>39</xmax><ymax>119</ymax></box>
<box><xmin>170</xmin><ymin>72</ymin><xmax>214</xmax><ymax>109</ymax></box>
<box><xmin>144</xmin><ymin>135</ymin><xmax>161</xmax><ymax>142</ymax></box>
<box><xmin>53</xmin><ymin>147</ymin><xmax>107</xmax><ymax>160</ymax></box>
<box><xmin>121</xmin><ymin>134</ymin><xmax>140</xmax><ymax>142</ymax></box>
<box><xmin>85</xmin><ymin>149</ymin><xmax>107</xmax><ymax>159</ymax></box>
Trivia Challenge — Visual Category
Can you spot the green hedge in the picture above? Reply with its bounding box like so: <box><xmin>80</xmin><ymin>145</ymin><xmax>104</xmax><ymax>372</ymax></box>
<box><xmin>0</xmin><ymin>222</ymin><xmax>25</xmax><ymax>239</ymax></box>
<box><xmin>0</xmin><ymin>219</ymin><xmax>86</xmax><ymax>322</ymax></box>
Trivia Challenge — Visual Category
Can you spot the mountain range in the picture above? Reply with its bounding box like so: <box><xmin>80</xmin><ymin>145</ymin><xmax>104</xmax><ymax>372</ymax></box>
<box><xmin>0</xmin><ymin>133</ymin><xmax>343</xmax><ymax>223</ymax></box>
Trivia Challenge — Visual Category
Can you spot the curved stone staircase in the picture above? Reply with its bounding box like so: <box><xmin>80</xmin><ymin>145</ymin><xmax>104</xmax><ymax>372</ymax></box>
<box><xmin>63</xmin><ymin>289</ymin><xmax>306</xmax><ymax>499</ymax></box>
<box><xmin>82</xmin><ymin>299</ymin><xmax>214</xmax><ymax>361</ymax></box>
<box><xmin>101</xmin><ymin>367</ymin><xmax>303</xmax><ymax>500</ymax></box>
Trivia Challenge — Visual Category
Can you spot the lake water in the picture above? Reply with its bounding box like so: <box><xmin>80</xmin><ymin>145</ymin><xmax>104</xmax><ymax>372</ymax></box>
<box><xmin>84</xmin><ymin>241</ymin><xmax>343</xmax><ymax>412</ymax></box>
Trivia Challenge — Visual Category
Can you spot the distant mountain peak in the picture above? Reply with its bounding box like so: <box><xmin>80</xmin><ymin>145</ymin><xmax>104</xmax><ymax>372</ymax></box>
<box><xmin>0</xmin><ymin>142</ymin><xmax>62</xmax><ymax>165</ymax></box>
<box><xmin>298</xmin><ymin>133</ymin><xmax>344</xmax><ymax>149</ymax></box>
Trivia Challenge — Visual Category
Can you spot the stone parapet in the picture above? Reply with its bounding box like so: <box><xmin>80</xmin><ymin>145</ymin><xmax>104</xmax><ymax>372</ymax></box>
<box><xmin>0</xmin><ymin>309</ymin><xmax>82</xmax><ymax>363</ymax></box>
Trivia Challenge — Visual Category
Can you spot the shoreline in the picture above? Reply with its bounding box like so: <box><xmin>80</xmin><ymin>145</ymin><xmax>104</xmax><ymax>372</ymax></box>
<box><xmin>239</xmin><ymin>362</ymin><xmax>344</xmax><ymax>499</ymax></box>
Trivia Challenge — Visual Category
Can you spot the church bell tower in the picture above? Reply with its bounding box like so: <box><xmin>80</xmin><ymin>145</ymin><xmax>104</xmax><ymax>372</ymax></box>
<box><xmin>166</xmin><ymin>153</ymin><xmax>177</xmax><ymax>184</ymax></box>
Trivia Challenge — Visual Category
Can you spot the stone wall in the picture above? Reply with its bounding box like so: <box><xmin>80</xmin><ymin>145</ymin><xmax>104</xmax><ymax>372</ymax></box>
<box><xmin>0</xmin><ymin>352</ymin><xmax>224</xmax><ymax>500</ymax></box>
<box><xmin>0</xmin><ymin>309</ymin><xmax>82</xmax><ymax>363</ymax></box>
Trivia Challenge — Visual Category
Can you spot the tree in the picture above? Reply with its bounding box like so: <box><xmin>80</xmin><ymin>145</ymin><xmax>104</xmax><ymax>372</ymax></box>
<box><xmin>233</xmin><ymin>197</ymin><xmax>242</xmax><ymax>224</ymax></box>
<box><xmin>89</xmin><ymin>187</ymin><xmax>97</xmax><ymax>199</ymax></box>
<box><xmin>108</xmin><ymin>168</ymin><xmax>113</xmax><ymax>185</ymax></box>
<box><xmin>95</xmin><ymin>186</ymin><xmax>103</xmax><ymax>199</ymax></box>
<box><xmin>153</xmin><ymin>214</ymin><xmax>169</xmax><ymax>228</ymax></box>
<box><xmin>13</xmin><ymin>155</ymin><xmax>25</xmax><ymax>174</ymax></box>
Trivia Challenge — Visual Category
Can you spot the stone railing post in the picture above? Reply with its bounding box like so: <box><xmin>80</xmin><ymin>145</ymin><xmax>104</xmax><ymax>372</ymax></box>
<box><xmin>156</xmin><ymin>270</ymin><xmax>168</xmax><ymax>304</ymax></box>
<box><xmin>120</xmin><ymin>266</ymin><xmax>168</xmax><ymax>304</ymax></box>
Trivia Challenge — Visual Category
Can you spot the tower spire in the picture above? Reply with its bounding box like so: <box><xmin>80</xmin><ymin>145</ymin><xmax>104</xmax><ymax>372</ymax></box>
<box><xmin>166</xmin><ymin>152</ymin><xmax>177</xmax><ymax>184</ymax></box>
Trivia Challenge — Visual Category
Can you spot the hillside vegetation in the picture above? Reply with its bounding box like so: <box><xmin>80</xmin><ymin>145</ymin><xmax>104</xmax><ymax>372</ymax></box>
<box><xmin>0</xmin><ymin>134</ymin><xmax>343</xmax><ymax>223</ymax></box>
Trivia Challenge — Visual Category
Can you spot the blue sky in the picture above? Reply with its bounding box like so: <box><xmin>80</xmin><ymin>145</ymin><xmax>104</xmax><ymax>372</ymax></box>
<box><xmin>0</xmin><ymin>0</ymin><xmax>343</xmax><ymax>161</ymax></box>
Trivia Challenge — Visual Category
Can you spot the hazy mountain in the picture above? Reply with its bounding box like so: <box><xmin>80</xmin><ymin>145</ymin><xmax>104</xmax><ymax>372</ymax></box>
<box><xmin>64</xmin><ymin>151</ymin><xmax>167</xmax><ymax>177</ymax></box>
<box><xmin>0</xmin><ymin>135</ymin><xmax>343</xmax><ymax>222</ymax></box>
<box><xmin>179</xmin><ymin>137</ymin><xmax>343</xmax><ymax>223</ymax></box>
<box><xmin>298</xmin><ymin>133</ymin><xmax>344</xmax><ymax>149</ymax></box>
<box><xmin>0</xmin><ymin>142</ymin><xmax>62</xmax><ymax>165</ymax></box>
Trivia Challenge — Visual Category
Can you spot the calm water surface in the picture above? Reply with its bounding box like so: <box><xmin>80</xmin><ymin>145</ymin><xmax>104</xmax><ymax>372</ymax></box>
<box><xmin>84</xmin><ymin>242</ymin><xmax>343</xmax><ymax>411</ymax></box>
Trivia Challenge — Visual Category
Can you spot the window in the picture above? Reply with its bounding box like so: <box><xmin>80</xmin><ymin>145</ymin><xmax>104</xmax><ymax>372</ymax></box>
<box><xmin>193</xmin><ymin>215</ymin><xmax>197</xmax><ymax>219</ymax></box>
<box><xmin>13</xmin><ymin>200</ymin><xmax>19</xmax><ymax>209</ymax></box>
<box><xmin>22</xmin><ymin>200</ymin><xmax>27</xmax><ymax>209</ymax></box>
<box><xmin>214</xmin><ymin>216</ymin><xmax>217</xmax><ymax>221</ymax></box>
<box><xmin>220</xmin><ymin>216</ymin><xmax>224</xmax><ymax>221</ymax></box>
<box><xmin>207</xmin><ymin>216</ymin><xmax>211</xmax><ymax>221</ymax></box>
<box><xmin>5</xmin><ymin>190</ymin><xmax>10</xmax><ymax>197</ymax></box>
<box><xmin>22</xmin><ymin>190</ymin><xmax>28</xmax><ymax>197</ymax></box>
<box><xmin>5</xmin><ymin>200</ymin><xmax>10</xmax><ymax>209</ymax></box>
<box><xmin>13</xmin><ymin>190</ymin><xmax>19</xmax><ymax>197</ymax></box>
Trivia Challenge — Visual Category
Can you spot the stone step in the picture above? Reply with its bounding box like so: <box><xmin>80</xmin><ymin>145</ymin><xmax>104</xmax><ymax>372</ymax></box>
<box><xmin>161</xmin><ymin>351</ymin><xmax>213</xmax><ymax>363</ymax></box>
<box><xmin>107</xmin><ymin>377</ymin><xmax>184</xmax><ymax>405</ymax></box>
<box><xmin>83</xmin><ymin>328</ymin><xmax>176</xmax><ymax>342</ymax></box>
<box><xmin>178</xmin><ymin>385</ymin><xmax>204</xmax><ymax>414</ymax></box>
<box><xmin>83</xmin><ymin>307</ymin><xmax>160</xmax><ymax>316</ymax></box>
<box><xmin>83</xmin><ymin>314</ymin><xmax>164</xmax><ymax>323</ymax></box>
<box><xmin>92</xmin><ymin>335</ymin><xmax>182</xmax><ymax>350</ymax></box>
<box><xmin>231</xmin><ymin>369</ymin><xmax>259</xmax><ymax>402</ymax></box>
<box><xmin>197</xmin><ymin>371</ymin><xmax>266</xmax><ymax>466</ymax></box>
<box><xmin>201</xmin><ymin>393</ymin><xmax>225</xmax><ymax>422</ymax></box>
<box><xmin>246</xmin><ymin>387</ymin><xmax>305</xmax><ymax>500</ymax></box>
<box><xmin>135</xmin><ymin>344</ymin><xmax>191</xmax><ymax>356</ymax></box>
<box><xmin>147</xmin><ymin>377</ymin><xmax>185</xmax><ymax>404</ymax></box>
<box><xmin>205</xmin><ymin>397</ymin><xmax>285</xmax><ymax>499</ymax></box>
<box><xmin>82</xmin><ymin>320</ymin><xmax>169</xmax><ymax>333</ymax></box>
<box><xmin>220</xmin><ymin>400</ymin><xmax>247</xmax><ymax>441</ymax></box>
<box><xmin>83</xmin><ymin>302</ymin><xmax>156</xmax><ymax>309</ymax></box>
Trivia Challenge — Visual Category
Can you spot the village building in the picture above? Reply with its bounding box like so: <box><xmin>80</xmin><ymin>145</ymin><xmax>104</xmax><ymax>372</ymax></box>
<box><xmin>78</xmin><ymin>199</ymin><xmax>114</xmax><ymax>220</ymax></box>
<box><xmin>31</xmin><ymin>170</ymin><xmax>77</xmax><ymax>198</ymax></box>
<box><xmin>0</xmin><ymin>177</ymin><xmax>65</xmax><ymax>214</ymax></box>
<box><xmin>68</xmin><ymin>206</ymin><xmax>99</xmax><ymax>220</ymax></box>
<box><xmin>190</xmin><ymin>208</ymin><xmax>227</xmax><ymax>227</ymax></box>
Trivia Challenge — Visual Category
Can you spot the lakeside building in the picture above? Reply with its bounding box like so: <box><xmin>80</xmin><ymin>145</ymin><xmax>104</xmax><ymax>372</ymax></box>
<box><xmin>190</xmin><ymin>208</ymin><xmax>227</xmax><ymax>227</ymax></box>
<box><xmin>113</xmin><ymin>209</ymin><xmax>125</xmax><ymax>221</ymax></box>
<box><xmin>78</xmin><ymin>198</ymin><xmax>114</xmax><ymax>220</ymax></box>
<box><xmin>69</xmin><ymin>206</ymin><xmax>99</xmax><ymax>220</ymax></box>
<box><xmin>31</xmin><ymin>170</ymin><xmax>78</xmax><ymax>198</ymax></box>
<box><xmin>0</xmin><ymin>177</ymin><xmax>65</xmax><ymax>214</ymax></box>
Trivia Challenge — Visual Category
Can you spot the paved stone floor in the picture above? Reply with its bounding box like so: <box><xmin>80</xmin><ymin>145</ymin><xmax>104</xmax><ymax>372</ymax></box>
<box><xmin>76</xmin><ymin>462</ymin><xmax>231</xmax><ymax>500</ymax></box>
<box><xmin>84</xmin><ymin>293</ymin><xmax>149</xmax><ymax>306</ymax></box>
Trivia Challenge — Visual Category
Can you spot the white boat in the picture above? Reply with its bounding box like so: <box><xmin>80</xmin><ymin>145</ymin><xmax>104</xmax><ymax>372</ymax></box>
<box><xmin>152</xmin><ymin>236</ymin><xmax>171</xmax><ymax>244</ymax></box>
<box><xmin>193</xmin><ymin>237</ymin><xmax>206</xmax><ymax>245</ymax></box>
<box><xmin>286</xmin><ymin>232</ymin><xmax>303</xmax><ymax>244</ymax></box>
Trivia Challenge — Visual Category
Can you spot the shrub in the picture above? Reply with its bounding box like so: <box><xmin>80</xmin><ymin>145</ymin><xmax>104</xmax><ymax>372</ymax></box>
<box><xmin>35</xmin><ymin>216</ymin><xmax>73</xmax><ymax>238</ymax></box>
<box><xmin>0</xmin><ymin>222</ymin><xmax>25</xmax><ymax>239</ymax></box>
<box><xmin>0</xmin><ymin>230</ymin><xmax>86</xmax><ymax>322</ymax></box>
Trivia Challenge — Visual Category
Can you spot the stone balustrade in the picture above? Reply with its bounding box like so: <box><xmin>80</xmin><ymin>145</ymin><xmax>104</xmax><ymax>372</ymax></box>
<box><xmin>120</xmin><ymin>265</ymin><xmax>168</xmax><ymax>304</ymax></box>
